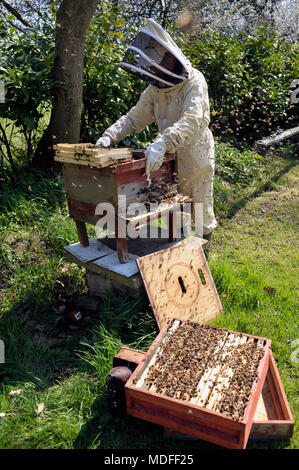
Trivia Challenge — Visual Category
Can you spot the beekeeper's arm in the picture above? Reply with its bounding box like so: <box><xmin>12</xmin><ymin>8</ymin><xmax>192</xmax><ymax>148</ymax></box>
<box><xmin>95</xmin><ymin>87</ymin><xmax>155</xmax><ymax>147</ymax></box>
<box><xmin>145</xmin><ymin>83</ymin><xmax>209</xmax><ymax>174</ymax></box>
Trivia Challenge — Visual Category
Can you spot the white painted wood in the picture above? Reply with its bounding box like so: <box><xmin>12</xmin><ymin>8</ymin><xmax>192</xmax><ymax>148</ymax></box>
<box><xmin>64</xmin><ymin>239</ymin><xmax>113</xmax><ymax>263</ymax></box>
<box><xmin>189</xmin><ymin>332</ymin><xmax>232</xmax><ymax>406</ymax></box>
<box><xmin>93</xmin><ymin>251</ymin><xmax>139</xmax><ymax>277</ymax></box>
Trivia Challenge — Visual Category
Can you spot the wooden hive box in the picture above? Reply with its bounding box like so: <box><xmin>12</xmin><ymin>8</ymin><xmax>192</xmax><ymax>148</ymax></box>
<box><xmin>250</xmin><ymin>350</ymin><xmax>294</xmax><ymax>441</ymax></box>
<box><xmin>125</xmin><ymin>319</ymin><xmax>272</xmax><ymax>449</ymax></box>
<box><xmin>54</xmin><ymin>143</ymin><xmax>176</xmax><ymax>226</ymax></box>
<box><xmin>116</xmin><ymin>347</ymin><xmax>294</xmax><ymax>442</ymax></box>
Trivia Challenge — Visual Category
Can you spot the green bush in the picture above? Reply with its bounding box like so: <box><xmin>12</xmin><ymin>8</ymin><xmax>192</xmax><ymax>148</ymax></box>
<box><xmin>215</xmin><ymin>141</ymin><xmax>262</xmax><ymax>186</ymax></box>
<box><xmin>81</xmin><ymin>2</ymin><xmax>157</xmax><ymax>147</ymax></box>
<box><xmin>0</xmin><ymin>15</ymin><xmax>55</xmax><ymax>164</ymax></box>
<box><xmin>185</xmin><ymin>26</ymin><xmax>298</xmax><ymax>142</ymax></box>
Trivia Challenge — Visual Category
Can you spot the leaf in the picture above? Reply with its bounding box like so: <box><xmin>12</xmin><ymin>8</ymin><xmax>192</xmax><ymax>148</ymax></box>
<box><xmin>34</xmin><ymin>403</ymin><xmax>45</xmax><ymax>416</ymax></box>
<box><xmin>9</xmin><ymin>389</ymin><xmax>23</xmax><ymax>396</ymax></box>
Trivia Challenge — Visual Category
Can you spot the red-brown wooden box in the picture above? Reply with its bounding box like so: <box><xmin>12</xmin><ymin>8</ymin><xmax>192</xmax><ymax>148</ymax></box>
<box><xmin>117</xmin><ymin>347</ymin><xmax>294</xmax><ymax>442</ymax></box>
<box><xmin>60</xmin><ymin>152</ymin><xmax>176</xmax><ymax>226</ymax></box>
<box><xmin>125</xmin><ymin>319</ymin><xmax>271</xmax><ymax>449</ymax></box>
<box><xmin>250</xmin><ymin>350</ymin><xmax>294</xmax><ymax>440</ymax></box>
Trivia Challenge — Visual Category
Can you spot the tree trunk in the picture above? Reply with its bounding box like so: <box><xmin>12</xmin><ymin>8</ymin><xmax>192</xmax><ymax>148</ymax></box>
<box><xmin>32</xmin><ymin>0</ymin><xmax>99</xmax><ymax>171</ymax></box>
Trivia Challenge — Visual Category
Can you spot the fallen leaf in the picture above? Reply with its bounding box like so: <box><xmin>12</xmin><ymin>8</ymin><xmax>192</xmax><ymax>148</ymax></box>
<box><xmin>263</xmin><ymin>286</ymin><xmax>277</xmax><ymax>295</ymax></box>
<box><xmin>9</xmin><ymin>389</ymin><xmax>23</xmax><ymax>396</ymax></box>
<box><xmin>34</xmin><ymin>403</ymin><xmax>45</xmax><ymax>416</ymax></box>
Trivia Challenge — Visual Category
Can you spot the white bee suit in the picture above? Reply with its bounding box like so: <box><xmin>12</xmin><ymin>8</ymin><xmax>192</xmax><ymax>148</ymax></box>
<box><xmin>100</xmin><ymin>20</ymin><xmax>217</xmax><ymax>235</ymax></box>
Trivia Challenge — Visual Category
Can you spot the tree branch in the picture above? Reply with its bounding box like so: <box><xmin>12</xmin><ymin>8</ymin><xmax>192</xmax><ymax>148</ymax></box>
<box><xmin>0</xmin><ymin>0</ymin><xmax>31</xmax><ymax>28</ymax></box>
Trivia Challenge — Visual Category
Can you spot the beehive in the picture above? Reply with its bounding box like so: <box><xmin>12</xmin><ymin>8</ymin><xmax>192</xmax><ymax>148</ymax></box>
<box><xmin>115</xmin><ymin>347</ymin><xmax>294</xmax><ymax>442</ymax></box>
<box><xmin>125</xmin><ymin>319</ymin><xmax>271</xmax><ymax>449</ymax></box>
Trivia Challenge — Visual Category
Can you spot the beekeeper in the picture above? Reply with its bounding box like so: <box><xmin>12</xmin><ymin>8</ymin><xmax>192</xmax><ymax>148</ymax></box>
<box><xmin>96</xmin><ymin>19</ymin><xmax>217</xmax><ymax>242</ymax></box>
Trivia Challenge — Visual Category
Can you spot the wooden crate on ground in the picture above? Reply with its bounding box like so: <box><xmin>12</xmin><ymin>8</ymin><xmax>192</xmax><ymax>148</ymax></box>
<box><xmin>125</xmin><ymin>319</ymin><xmax>271</xmax><ymax>449</ymax></box>
<box><xmin>115</xmin><ymin>347</ymin><xmax>294</xmax><ymax>441</ymax></box>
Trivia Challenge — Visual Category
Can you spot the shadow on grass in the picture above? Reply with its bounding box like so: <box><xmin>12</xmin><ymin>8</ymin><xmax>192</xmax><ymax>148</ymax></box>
<box><xmin>0</xmin><ymin>165</ymin><xmax>66</xmax><ymax>216</ymax></box>
<box><xmin>227</xmin><ymin>157</ymin><xmax>298</xmax><ymax>219</ymax></box>
<box><xmin>73</xmin><ymin>389</ymin><xmax>220</xmax><ymax>449</ymax></box>
<box><xmin>73</xmin><ymin>389</ymin><xmax>289</xmax><ymax>449</ymax></box>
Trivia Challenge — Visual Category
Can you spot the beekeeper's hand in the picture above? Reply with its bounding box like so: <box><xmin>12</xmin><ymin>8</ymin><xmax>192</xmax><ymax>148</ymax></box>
<box><xmin>145</xmin><ymin>138</ymin><xmax>166</xmax><ymax>175</ymax></box>
<box><xmin>95</xmin><ymin>136</ymin><xmax>111</xmax><ymax>148</ymax></box>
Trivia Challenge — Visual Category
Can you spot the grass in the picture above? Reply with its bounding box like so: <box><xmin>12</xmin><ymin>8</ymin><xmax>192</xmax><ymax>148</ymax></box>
<box><xmin>0</xmin><ymin>141</ymin><xmax>298</xmax><ymax>449</ymax></box>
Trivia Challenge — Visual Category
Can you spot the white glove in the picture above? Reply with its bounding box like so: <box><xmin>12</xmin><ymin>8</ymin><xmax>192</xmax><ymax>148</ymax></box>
<box><xmin>145</xmin><ymin>138</ymin><xmax>166</xmax><ymax>175</ymax></box>
<box><xmin>95</xmin><ymin>136</ymin><xmax>111</xmax><ymax>148</ymax></box>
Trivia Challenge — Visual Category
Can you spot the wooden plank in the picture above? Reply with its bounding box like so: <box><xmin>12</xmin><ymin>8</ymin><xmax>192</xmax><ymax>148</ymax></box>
<box><xmin>113</xmin><ymin>347</ymin><xmax>146</xmax><ymax>372</ymax></box>
<box><xmin>205</xmin><ymin>336</ymin><xmax>247</xmax><ymax>412</ymax></box>
<box><xmin>55</xmin><ymin>154</ymin><xmax>131</xmax><ymax>168</ymax></box>
<box><xmin>62</xmin><ymin>164</ymin><xmax>117</xmax><ymax>206</ymax></box>
<box><xmin>54</xmin><ymin>143</ymin><xmax>132</xmax><ymax>157</ymax></box>
<box><xmin>254</xmin><ymin>392</ymin><xmax>269</xmax><ymax>421</ymax></box>
<box><xmin>93</xmin><ymin>252</ymin><xmax>139</xmax><ymax>277</ymax></box>
<box><xmin>64</xmin><ymin>249</ymin><xmax>143</xmax><ymax>289</ymax></box>
<box><xmin>64</xmin><ymin>239</ymin><xmax>113</xmax><ymax>263</ymax></box>
<box><xmin>255</xmin><ymin>126</ymin><xmax>299</xmax><ymax>150</ymax></box>
<box><xmin>137</xmin><ymin>237</ymin><xmax>223</xmax><ymax>330</ymax></box>
<box><xmin>267</xmin><ymin>350</ymin><xmax>294</xmax><ymax>422</ymax></box>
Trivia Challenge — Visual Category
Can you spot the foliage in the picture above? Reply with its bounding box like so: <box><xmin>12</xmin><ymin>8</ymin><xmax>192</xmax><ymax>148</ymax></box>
<box><xmin>81</xmin><ymin>2</ymin><xmax>157</xmax><ymax>147</ymax></box>
<box><xmin>185</xmin><ymin>25</ymin><xmax>298</xmax><ymax>142</ymax></box>
<box><xmin>215</xmin><ymin>141</ymin><xmax>262</xmax><ymax>186</ymax></box>
<box><xmin>0</xmin><ymin>14</ymin><xmax>55</xmax><ymax>166</ymax></box>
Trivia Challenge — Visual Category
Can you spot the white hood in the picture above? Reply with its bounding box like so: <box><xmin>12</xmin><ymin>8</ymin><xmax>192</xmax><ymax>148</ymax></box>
<box><xmin>120</xmin><ymin>19</ymin><xmax>192</xmax><ymax>89</ymax></box>
<box><xmin>141</xmin><ymin>19</ymin><xmax>192</xmax><ymax>75</ymax></box>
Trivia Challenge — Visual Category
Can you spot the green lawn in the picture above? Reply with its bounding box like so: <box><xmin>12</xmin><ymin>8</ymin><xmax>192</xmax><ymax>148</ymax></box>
<box><xmin>0</xmin><ymin>143</ymin><xmax>298</xmax><ymax>449</ymax></box>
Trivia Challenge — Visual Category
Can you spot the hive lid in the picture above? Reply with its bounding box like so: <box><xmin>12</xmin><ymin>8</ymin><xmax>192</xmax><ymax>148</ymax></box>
<box><xmin>54</xmin><ymin>143</ymin><xmax>132</xmax><ymax>168</ymax></box>
<box><xmin>136</xmin><ymin>237</ymin><xmax>223</xmax><ymax>330</ymax></box>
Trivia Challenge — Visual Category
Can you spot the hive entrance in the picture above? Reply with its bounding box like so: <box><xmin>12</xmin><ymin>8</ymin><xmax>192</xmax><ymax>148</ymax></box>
<box><xmin>178</xmin><ymin>276</ymin><xmax>187</xmax><ymax>294</ymax></box>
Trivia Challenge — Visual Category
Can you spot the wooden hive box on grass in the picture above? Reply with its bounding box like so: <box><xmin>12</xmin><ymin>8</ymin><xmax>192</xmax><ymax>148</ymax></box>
<box><xmin>54</xmin><ymin>143</ymin><xmax>176</xmax><ymax>225</ymax></box>
<box><xmin>125</xmin><ymin>319</ymin><xmax>272</xmax><ymax>449</ymax></box>
<box><xmin>116</xmin><ymin>347</ymin><xmax>294</xmax><ymax>442</ymax></box>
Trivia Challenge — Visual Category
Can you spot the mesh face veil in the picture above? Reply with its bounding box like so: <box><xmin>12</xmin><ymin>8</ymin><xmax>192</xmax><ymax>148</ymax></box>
<box><xmin>119</xmin><ymin>26</ymin><xmax>189</xmax><ymax>89</ymax></box>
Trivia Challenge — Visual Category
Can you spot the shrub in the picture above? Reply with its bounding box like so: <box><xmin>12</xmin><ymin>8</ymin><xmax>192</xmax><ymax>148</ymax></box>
<box><xmin>185</xmin><ymin>25</ymin><xmax>298</xmax><ymax>142</ymax></box>
<box><xmin>0</xmin><ymin>15</ymin><xmax>55</xmax><ymax>165</ymax></box>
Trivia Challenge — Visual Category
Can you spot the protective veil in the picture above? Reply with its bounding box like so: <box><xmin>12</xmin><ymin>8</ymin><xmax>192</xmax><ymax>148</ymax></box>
<box><xmin>99</xmin><ymin>19</ymin><xmax>217</xmax><ymax>235</ymax></box>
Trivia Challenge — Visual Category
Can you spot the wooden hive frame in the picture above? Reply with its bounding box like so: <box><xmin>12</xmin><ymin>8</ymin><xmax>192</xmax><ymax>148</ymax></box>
<box><xmin>115</xmin><ymin>347</ymin><xmax>294</xmax><ymax>442</ymax></box>
<box><xmin>125</xmin><ymin>319</ymin><xmax>271</xmax><ymax>449</ymax></box>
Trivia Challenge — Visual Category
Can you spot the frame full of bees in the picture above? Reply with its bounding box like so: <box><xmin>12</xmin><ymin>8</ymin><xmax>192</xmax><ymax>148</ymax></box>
<box><xmin>125</xmin><ymin>319</ymin><xmax>272</xmax><ymax>449</ymax></box>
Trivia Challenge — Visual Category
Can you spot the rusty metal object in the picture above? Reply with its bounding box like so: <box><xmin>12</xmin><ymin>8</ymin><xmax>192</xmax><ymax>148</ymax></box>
<box><xmin>106</xmin><ymin>366</ymin><xmax>132</xmax><ymax>417</ymax></box>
